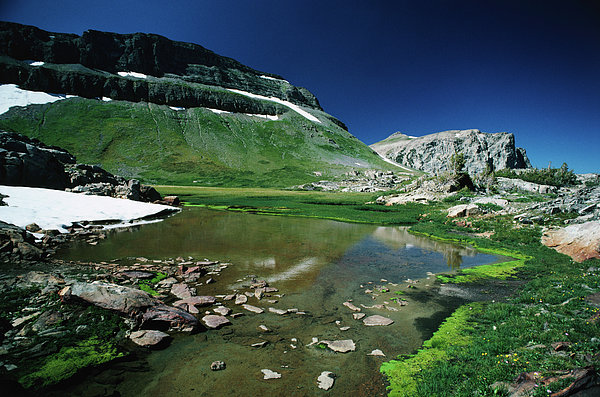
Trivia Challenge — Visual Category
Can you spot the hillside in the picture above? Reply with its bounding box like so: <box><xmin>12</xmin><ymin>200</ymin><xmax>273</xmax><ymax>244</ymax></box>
<box><xmin>0</xmin><ymin>22</ymin><xmax>401</xmax><ymax>187</ymax></box>
<box><xmin>371</xmin><ymin>129</ymin><xmax>531</xmax><ymax>176</ymax></box>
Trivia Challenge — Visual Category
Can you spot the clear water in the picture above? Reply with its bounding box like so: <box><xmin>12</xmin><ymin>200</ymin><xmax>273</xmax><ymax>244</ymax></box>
<box><xmin>56</xmin><ymin>208</ymin><xmax>503</xmax><ymax>396</ymax></box>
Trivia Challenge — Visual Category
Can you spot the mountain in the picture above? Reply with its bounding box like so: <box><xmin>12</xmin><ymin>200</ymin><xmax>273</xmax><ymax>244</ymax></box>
<box><xmin>370</xmin><ymin>129</ymin><xmax>531</xmax><ymax>176</ymax></box>
<box><xmin>0</xmin><ymin>21</ymin><xmax>400</xmax><ymax>187</ymax></box>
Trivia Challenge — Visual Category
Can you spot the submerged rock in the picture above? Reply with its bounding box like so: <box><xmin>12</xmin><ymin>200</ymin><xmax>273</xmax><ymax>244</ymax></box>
<box><xmin>317</xmin><ymin>371</ymin><xmax>335</xmax><ymax>390</ymax></box>
<box><xmin>261</xmin><ymin>369</ymin><xmax>281</xmax><ymax>380</ymax></box>
<box><xmin>363</xmin><ymin>315</ymin><xmax>394</xmax><ymax>326</ymax></box>
<box><xmin>320</xmin><ymin>339</ymin><xmax>356</xmax><ymax>353</ymax></box>
<box><xmin>141</xmin><ymin>304</ymin><xmax>198</xmax><ymax>332</ymax></box>
<box><xmin>242</xmin><ymin>304</ymin><xmax>264</xmax><ymax>314</ymax></box>
<box><xmin>343</xmin><ymin>301</ymin><xmax>361</xmax><ymax>312</ymax></box>
<box><xmin>129</xmin><ymin>330</ymin><xmax>170</xmax><ymax>347</ymax></box>
<box><xmin>211</xmin><ymin>361</ymin><xmax>226</xmax><ymax>371</ymax></box>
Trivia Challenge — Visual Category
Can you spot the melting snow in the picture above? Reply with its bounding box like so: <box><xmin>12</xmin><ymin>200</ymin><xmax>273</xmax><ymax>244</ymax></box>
<box><xmin>101</xmin><ymin>97</ymin><xmax>113</xmax><ymax>102</ymax></box>
<box><xmin>28</xmin><ymin>61</ymin><xmax>45</xmax><ymax>67</ymax></box>
<box><xmin>169</xmin><ymin>106</ymin><xmax>185</xmax><ymax>111</ymax></box>
<box><xmin>245</xmin><ymin>113</ymin><xmax>279</xmax><ymax>121</ymax></box>
<box><xmin>208</xmin><ymin>108</ymin><xmax>230</xmax><ymax>114</ymax></box>
<box><xmin>0</xmin><ymin>185</ymin><xmax>177</xmax><ymax>233</ymax></box>
<box><xmin>117</xmin><ymin>71</ymin><xmax>147</xmax><ymax>79</ymax></box>
<box><xmin>259</xmin><ymin>75</ymin><xmax>289</xmax><ymax>83</ymax></box>
<box><xmin>0</xmin><ymin>84</ymin><xmax>77</xmax><ymax>115</ymax></box>
<box><xmin>226</xmin><ymin>88</ymin><xmax>321</xmax><ymax>124</ymax></box>
<box><xmin>376</xmin><ymin>153</ymin><xmax>413</xmax><ymax>171</ymax></box>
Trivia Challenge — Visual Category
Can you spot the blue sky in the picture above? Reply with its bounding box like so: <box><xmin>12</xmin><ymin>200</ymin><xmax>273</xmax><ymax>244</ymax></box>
<box><xmin>2</xmin><ymin>1</ymin><xmax>599</xmax><ymax>172</ymax></box>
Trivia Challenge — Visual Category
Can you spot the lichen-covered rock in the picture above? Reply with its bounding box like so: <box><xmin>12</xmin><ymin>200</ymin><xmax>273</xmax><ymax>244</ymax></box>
<box><xmin>371</xmin><ymin>129</ymin><xmax>531</xmax><ymax>175</ymax></box>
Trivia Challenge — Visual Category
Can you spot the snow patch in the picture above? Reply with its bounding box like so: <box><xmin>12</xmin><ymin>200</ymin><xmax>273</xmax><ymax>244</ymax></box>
<box><xmin>0</xmin><ymin>185</ymin><xmax>177</xmax><ymax>233</ymax></box>
<box><xmin>28</xmin><ymin>61</ymin><xmax>45</xmax><ymax>66</ymax></box>
<box><xmin>207</xmin><ymin>108</ymin><xmax>230</xmax><ymax>114</ymax></box>
<box><xmin>259</xmin><ymin>75</ymin><xmax>289</xmax><ymax>83</ymax></box>
<box><xmin>245</xmin><ymin>113</ymin><xmax>279</xmax><ymax>121</ymax></box>
<box><xmin>169</xmin><ymin>106</ymin><xmax>185</xmax><ymax>111</ymax></box>
<box><xmin>117</xmin><ymin>71</ymin><xmax>147</xmax><ymax>79</ymax></box>
<box><xmin>101</xmin><ymin>97</ymin><xmax>113</xmax><ymax>102</ymax></box>
<box><xmin>226</xmin><ymin>88</ymin><xmax>321</xmax><ymax>124</ymax></box>
<box><xmin>0</xmin><ymin>84</ymin><xmax>77</xmax><ymax>115</ymax></box>
<box><xmin>376</xmin><ymin>152</ymin><xmax>413</xmax><ymax>171</ymax></box>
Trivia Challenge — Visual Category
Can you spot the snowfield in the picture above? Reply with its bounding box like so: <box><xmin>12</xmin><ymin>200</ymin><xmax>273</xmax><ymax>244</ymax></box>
<box><xmin>0</xmin><ymin>186</ymin><xmax>178</xmax><ymax>233</ymax></box>
<box><xmin>0</xmin><ymin>84</ymin><xmax>77</xmax><ymax>115</ymax></box>
<box><xmin>226</xmin><ymin>88</ymin><xmax>321</xmax><ymax>124</ymax></box>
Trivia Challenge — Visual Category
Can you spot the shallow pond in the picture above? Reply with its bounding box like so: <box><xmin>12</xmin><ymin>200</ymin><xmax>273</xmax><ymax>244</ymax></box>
<box><xmin>56</xmin><ymin>208</ymin><xmax>505</xmax><ymax>396</ymax></box>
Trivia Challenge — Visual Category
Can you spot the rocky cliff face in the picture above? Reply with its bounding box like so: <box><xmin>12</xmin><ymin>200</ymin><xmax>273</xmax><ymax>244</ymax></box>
<box><xmin>370</xmin><ymin>129</ymin><xmax>531</xmax><ymax>175</ymax></box>
<box><xmin>0</xmin><ymin>21</ymin><xmax>340</xmax><ymax>124</ymax></box>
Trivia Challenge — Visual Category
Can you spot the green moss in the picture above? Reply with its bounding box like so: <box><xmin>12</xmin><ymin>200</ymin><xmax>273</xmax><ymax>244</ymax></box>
<box><xmin>138</xmin><ymin>272</ymin><xmax>168</xmax><ymax>296</ymax></box>
<box><xmin>381</xmin><ymin>304</ymin><xmax>481</xmax><ymax>396</ymax></box>
<box><xmin>19</xmin><ymin>337</ymin><xmax>124</xmax><ymax>389</ymax></box>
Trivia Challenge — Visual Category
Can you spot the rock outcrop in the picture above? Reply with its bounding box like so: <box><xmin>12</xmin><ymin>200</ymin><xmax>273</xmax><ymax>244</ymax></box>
<box><xmin>371</xmin><ymin>129</ymin><xmax>531</xmax><ymax>175</ymax></box>
<box><xmin>542</xmin><ymin>221</ymin><xmax>600</xmax><ymax>262</ymax></box>
<box><xmin>0</xmin><ymin>131</ymin><xmax>163</xmax><ymax>202</ymax></box>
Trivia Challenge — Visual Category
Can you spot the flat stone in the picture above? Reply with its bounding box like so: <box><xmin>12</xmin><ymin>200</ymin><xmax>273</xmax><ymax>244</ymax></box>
<box><xmin>261</xmin><ymin>369</ymin><xmax>281</xmax><ymax>379</ymax></box>
<box><xmin>268</xmin><ymin>307</ymin><xmax>287</xmax><ymax>315</ymax></box>
<box><xmin>368</xmin><ymin>349</ymin><xmax>386</xmax><ymax>356</ymax></box>
<box><xmin>542</xmin><ymin>221</ymin><xmax>600</xmax><ymax>262</ymax></box>
<box><xmin>251</xmin><ymin>341</ymin><xmax>269</xmax><ymax>348</ymax></box>
<box><xmin>141</xmin><ymin>304</ymin><xmax>198</xmax><ymax>332</ymax></box>
<box><xmin>321</xmin><ymin>339</ymin><xmax>356</xmax><ymax>353</ymax></box>
<box><xmin>129</xmin><ymin>330</ymin><xmax>170</xmax><ymax>347</ymax></box>
<box><xmin>317</xmin><ymin>371</ymin><xmax>335</xmax><ymax>390</ymax></box>
<box><xmin>343</xmin><ymin>301</ymin><xmax>361</xmax><ymax>312</ymax></box>
<box><xmin>258</xmin><ymin>324</ymin><xmax>269</xmax><ymax>332</ymax></box>
<box><xmin>202</xmin><ymin>315</ymin><xmax>230</xmax><ymax>329</ymax></box>
<box><xmin>213</xmin><ymin>306</ymin><xmax>231</xmax><ymax>316</ymax></box>
<box><xmin>242</xmin><ymin>304</ymin><xmax>264</xmax><ymax>314</ymax></box>
<box><xmin>64</xmin><ymin>281</ymin><xmax>158</xmax><ymax>315</ymax></box>
<box><xmin>363</xmin><ymin>315</ymin><xmax>394</xmax><ymax>326</ymax></box>
<box><xmin>171</xmin><ymin>283</ymin><xmax>195</xmax><ymax>299</ymax></box>
<box><xmin>353</xmin><ymin>313</ymin><xmax>365</xmax><ymax>320</ymax></box>
<box><xmin>223</xmin><ymin>294</ymin><xmax>236</xmax><ymax>301</ymax></box>
<box><xmin>339</xmin><ymin>326</ymin><xmax>350</xmax><ymax>331</ymax></box>
<box><xmin>235</xmin><ymin>294</ymin><xmax>248</xmax><ymax>305</ymax></box>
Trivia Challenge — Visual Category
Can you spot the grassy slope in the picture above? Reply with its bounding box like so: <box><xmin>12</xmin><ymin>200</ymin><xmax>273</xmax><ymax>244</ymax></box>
<box><xmin>0</xmin><ymin>97</ymin><xmax>400</xmax><ymax>187</ymax></box>
<box><xmin>156</xmin><ymin>186</ymin><xmax>600</xmax><ymax>396</ymax></box>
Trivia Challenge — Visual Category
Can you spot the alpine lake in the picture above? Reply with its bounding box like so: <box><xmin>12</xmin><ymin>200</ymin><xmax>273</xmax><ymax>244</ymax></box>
<box><xmin>54</xmin><ymin>207</ymin><xmax>509</xmax><ymax>396</ymax></box>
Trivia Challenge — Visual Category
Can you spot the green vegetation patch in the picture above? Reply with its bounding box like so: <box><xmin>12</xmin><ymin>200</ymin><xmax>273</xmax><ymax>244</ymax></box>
<box><xmin>380</xmin><ymin>303</ymin><xmax>481</xmax><ymax>396</ymax></box>
<box><xmin>138</xmin><ymin>272</ymin><xmax>167</xmax><ymax>296</ymax></box>
<box><xmin>19</xmin><ymin>337</ymin><xmax>124</xmax><ymax>389</ymax></box>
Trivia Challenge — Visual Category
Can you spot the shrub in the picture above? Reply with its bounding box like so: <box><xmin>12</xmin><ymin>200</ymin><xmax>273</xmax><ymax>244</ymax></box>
<box><xmin>495</xmin><ymin>163</ymin><xmax>577</xmax><ymax>187</ymax></box>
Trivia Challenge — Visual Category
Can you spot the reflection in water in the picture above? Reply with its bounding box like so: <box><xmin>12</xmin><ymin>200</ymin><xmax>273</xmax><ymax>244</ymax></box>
<box><xmin>371</xmin><ymin>226</ymin><xmax>478</xmax><ymax>269</ymax></box>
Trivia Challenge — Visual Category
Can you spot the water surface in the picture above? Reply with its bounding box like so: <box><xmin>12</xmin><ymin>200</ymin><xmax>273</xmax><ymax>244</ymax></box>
<box><xmin>57</xmin><ymin>208</ymin><xmax>503</xmax><ymax>396</ymax></box>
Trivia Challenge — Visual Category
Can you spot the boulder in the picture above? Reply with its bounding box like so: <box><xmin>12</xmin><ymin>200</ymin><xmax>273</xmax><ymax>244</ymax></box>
<box><xmin>447</xmin><ymin>204</ymin><xmax>480</xmax><ymax>218</ymax></box>
<box><xmin>141</xmin><ymin>304</ymin><xmax>198</xmax><ymax>332</ymax></box>
<box><xmin>62</xmin><ymin>281</ymin><xmax>158</xmax><ymax>314</ymax></box>
<box><xmin>129</xmin><ymin>330</ymin><xmax>170</xmax><ymax>348</ymax></box>
<box><xmin>542</xmin><ymin>221</ymin><xmax>600</xmax><ymax>262</ymax></box>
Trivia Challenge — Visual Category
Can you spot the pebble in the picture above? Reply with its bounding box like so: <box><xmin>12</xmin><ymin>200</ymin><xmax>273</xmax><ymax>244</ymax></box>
<box><xmin>235</xmin><ymin>294</ymin><xmax>248</xmax><ymax>305</ymax></box>
<box><xmin>258</xmin><ymin>324</ymin><xmax>269</xmax><ymax>332</ymax></box>
<box><xmin>353</xmin><ymin>313</ymin><xmax>366</xmax><ymax>320</ymax></box>
<box><xmin>368</xmin><ymin>349</ymin><xmax>386</xmax><ymax>356</ymax></box>
<box><xmin>261</xmin><ymin>369</ymin><xmax>281</xmax><ymax>379</ymax></box>
<box><xmin>343</xmin><ymin>301</ymin><xmax>361</xmax><ymax>312</ymax></box>
<box><xmin>210</xmin><ymin>361</ymin><xmax>226</xmax><ymax>371</ymax></box>
<box><xmin>251</xmin><ymin>341</ymin><xmax>268</xmax><ymax>348</ymax></box>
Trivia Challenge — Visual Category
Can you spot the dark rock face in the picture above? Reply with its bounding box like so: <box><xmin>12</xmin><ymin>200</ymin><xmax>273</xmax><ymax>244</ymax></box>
<box><xmin>371</xmin><ymin>129</ymin><xmax>532</xmax><ymax>175</ymax></box>
<box><xmin>0</xmin><ymin>131</ymin><xmax>75</xmax><ymax>189</ymax></box>
<box><xmin>0</xmin><ymin>220</ymin><xmax>44</xmax><ymax>260</ymax></box>
<box><xmin>0</xmin><ymin>130</ymin><xmax>163</xmax><ymax>202</ymax></box>
<box><xmin>0</xmin><ymin>21</ymin><xmax>322</xmax><ymax>112</ymax></box>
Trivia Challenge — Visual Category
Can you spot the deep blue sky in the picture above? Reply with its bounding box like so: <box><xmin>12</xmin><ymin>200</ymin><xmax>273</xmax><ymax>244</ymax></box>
<box><xmin>2</xmin><ymin>1</ymin><xmax>599</xmax><ymax>172</ymax></box>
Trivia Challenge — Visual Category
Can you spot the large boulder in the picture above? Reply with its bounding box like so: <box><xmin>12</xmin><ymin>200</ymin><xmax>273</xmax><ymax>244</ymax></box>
<box><xmin>141</xmin><ymin>304</ymin><xmax>198</xmax><ymax>332</ymax></box>
<box><xmin>60</xmin><ymin>281</ymin><xmax>159</xmax><ymax>315</ymax></box>
<box><xmin>0</xmin><ymin>220</ymin><xmax>44</xmax><ymax>260</ymax></box>
<box><xmin>542</xmin><ymin>221</ymin><xmax>600</xmax><ymax>262</ymax></box>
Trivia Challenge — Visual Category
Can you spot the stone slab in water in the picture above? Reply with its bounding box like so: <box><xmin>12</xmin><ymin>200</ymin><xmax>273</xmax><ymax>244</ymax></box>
<box><xmin>321</xmin><ymin>339</ymin><xmax>356</xmax><ymax>353</ymax></box>
<box><xmin>242</xmin><ymin>304</ymin><xmax>264</xmax><ymax>313</ymax></box>
<box><xmin>317</xmin><ymin>371</ymin><xmax>335</xmax><ymax>390</ymax></box>
<box><xmin>261</xmin><ymin>369</ymin><xmax>281</xmax><ymax>379</ymax></box>
<box><xmin>130</xmin><ymin>330</ymin><xmax>169</xmax><ymax>347</ymax></box>
<box><xmin>202</xmin><ymin>315</ymin><xmax>230</xmax><ymax>329</ymax></box>
<box><xmin>363</xmin><ymin>315</ymin><xmax>394</xmax><ymax>326</ymax></box>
